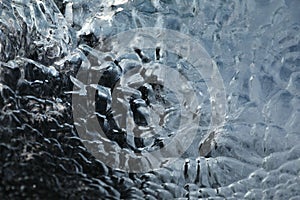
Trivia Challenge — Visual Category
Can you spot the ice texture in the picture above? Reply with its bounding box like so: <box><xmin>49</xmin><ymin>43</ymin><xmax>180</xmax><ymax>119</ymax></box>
<box><xmin>1</xmin><ymin>0</ymin><xmax>300</xmax><ymax>199</ymax></box>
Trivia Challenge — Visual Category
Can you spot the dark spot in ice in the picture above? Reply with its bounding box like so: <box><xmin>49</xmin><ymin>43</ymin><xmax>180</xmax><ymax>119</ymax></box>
<box><xmin>79</xmin><ymin>33</ymin><xmax>98</xmax><ymax>47</ymax></box>
<box><xmin>134</xmin><ymin>48</ymin><xmax>151</xmax><ymax>63</ymax></box>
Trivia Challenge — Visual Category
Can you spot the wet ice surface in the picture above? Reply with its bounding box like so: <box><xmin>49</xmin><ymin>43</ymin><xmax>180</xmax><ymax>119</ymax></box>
<box><xmin>1</xmin><ymin>0</ymin><xmax>300</xmax><ymax>199</ymax></box>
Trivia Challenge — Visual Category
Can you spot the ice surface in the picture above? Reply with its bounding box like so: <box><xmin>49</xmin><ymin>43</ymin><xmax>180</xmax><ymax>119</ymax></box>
<box><xmin>1</xmin><ymin>0</ymin><xmax>300</xmax><ymax>199</ymax></box>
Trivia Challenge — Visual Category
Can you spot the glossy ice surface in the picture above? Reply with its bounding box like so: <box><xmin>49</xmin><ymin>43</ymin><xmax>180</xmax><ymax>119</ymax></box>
<box><xmin>0</xmin><ymin>0</ymin><xmax>299</xmax><ymax>199</ymax></box>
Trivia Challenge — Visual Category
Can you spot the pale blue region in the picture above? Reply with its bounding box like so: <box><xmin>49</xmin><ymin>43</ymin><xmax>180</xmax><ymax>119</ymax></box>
<box><xmin>71</xmin><ymin>0</ymin><xmax>300</xmax><ymax>198</ymax></box>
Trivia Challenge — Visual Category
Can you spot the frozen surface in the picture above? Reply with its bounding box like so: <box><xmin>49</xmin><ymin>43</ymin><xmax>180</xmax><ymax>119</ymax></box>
<box><xmin>1</xmin><ymin>0</ymin><xmax>300</xmax><ymax>199</ymax></box>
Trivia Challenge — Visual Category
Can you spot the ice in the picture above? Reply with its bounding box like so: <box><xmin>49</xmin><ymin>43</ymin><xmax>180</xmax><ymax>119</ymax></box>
<box><xmin>1</xmin><ymin>0</ymin><xmax>300</xmax><ymax>199</ymax></box>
